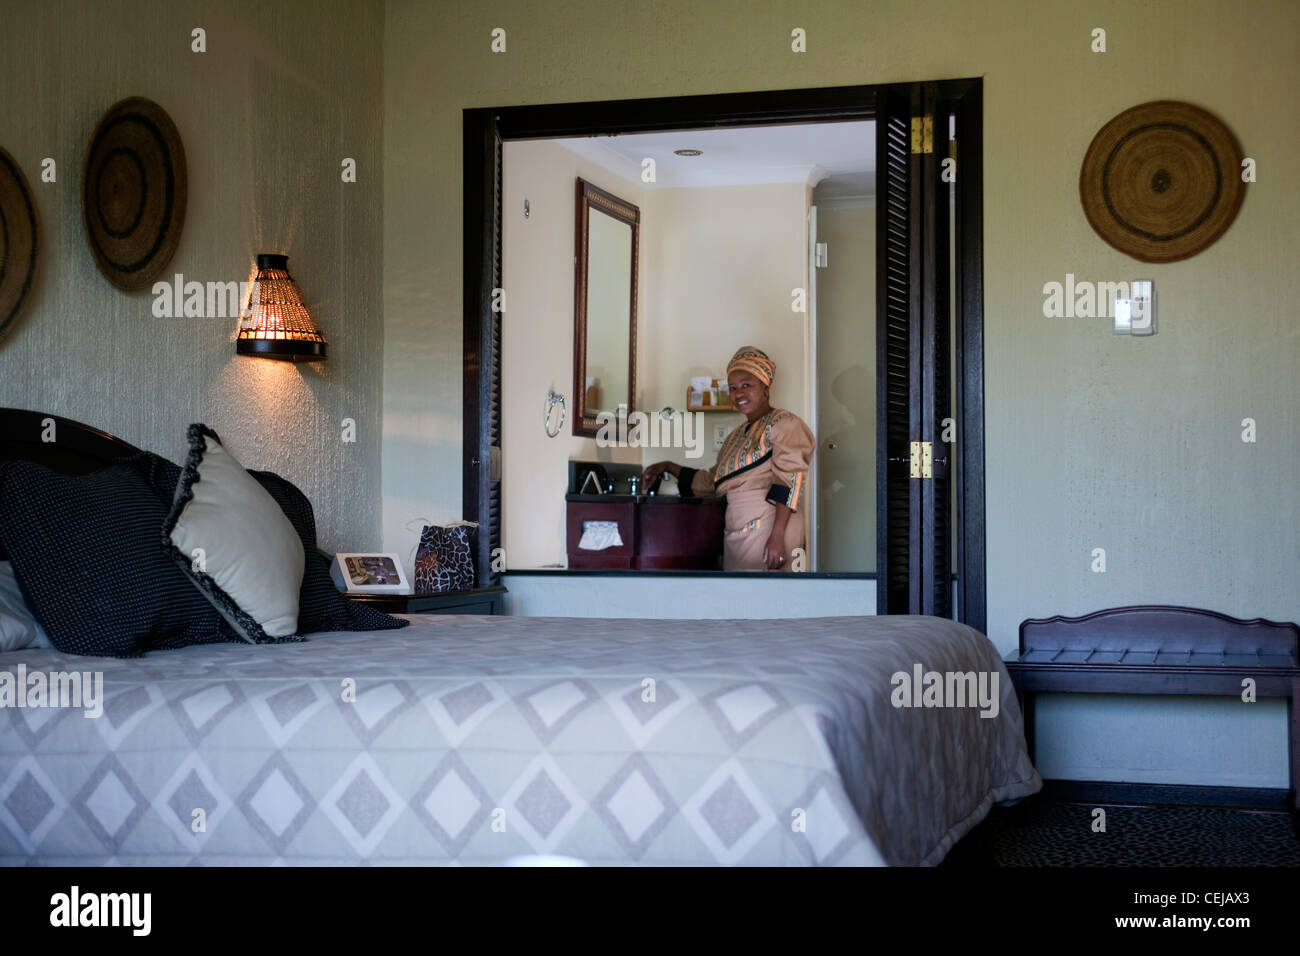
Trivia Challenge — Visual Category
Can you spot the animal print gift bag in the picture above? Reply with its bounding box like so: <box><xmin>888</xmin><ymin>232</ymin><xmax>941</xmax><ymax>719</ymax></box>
<box><xmin>412</xmin><ymin>520</ymin><xmax>478</xmax><ymax>593</ymax></box>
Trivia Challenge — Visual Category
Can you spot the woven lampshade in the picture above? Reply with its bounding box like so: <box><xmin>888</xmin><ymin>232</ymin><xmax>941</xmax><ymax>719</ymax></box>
<box><xmin>237</xmin><ymin>254</ymin><xmax>327</xmax><ymax>361</ymax></box>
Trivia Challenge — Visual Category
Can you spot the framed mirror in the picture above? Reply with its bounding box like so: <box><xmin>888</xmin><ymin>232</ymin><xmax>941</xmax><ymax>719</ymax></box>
<box><xmin>573</xmin><ymin>177</ymin><xmax>638</xmax><ymax>436</ymax></box>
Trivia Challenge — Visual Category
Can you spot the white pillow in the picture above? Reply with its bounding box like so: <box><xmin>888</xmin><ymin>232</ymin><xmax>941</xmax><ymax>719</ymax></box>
<box><xmin>0</xmin><ymin>561</ymin><xmax>53</xmax><ymax>652</ymax></box>
<box><xmin>163</xmin><ymin>426</ymin><xmax>305</xmax><ymax>642</ymax></box>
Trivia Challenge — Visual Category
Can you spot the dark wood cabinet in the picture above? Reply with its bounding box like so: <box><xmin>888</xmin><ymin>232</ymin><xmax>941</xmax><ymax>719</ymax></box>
<box><xmin>566</xmin><ymin>495</ymin><xmax>724</xmax><ymax>570</ymax></box>
<box><xmin>635</xmin><ymin>497</ymin><xmax>724</xmax><ymax>569</ymax></box>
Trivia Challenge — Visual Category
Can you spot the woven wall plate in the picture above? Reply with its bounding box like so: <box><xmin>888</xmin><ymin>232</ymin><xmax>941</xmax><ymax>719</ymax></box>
<box><xmin>0</xmin><ymin>145</ymin><xmax>39</xmax><ymax>342</ymax></box>
<box><xmin>82</xmin><ymin>97</ymin><xmax>187</xmax><ymax>291</ymax></box>
<box><xmin>1080</xmin><ymin>100</ymin><xmax>1245</xmax><ymax>263</ymax></box>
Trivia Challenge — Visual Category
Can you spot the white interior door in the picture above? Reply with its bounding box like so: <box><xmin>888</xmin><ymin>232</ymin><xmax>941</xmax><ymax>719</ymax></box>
<box><xmin>813</xmin><ymin>196</ymin><xmax>877</xmax><ymax>572</ymax></box>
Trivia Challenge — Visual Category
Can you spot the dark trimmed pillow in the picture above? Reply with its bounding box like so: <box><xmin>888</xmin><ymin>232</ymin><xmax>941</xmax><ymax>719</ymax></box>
<box><xmin>123</xmin><ymin>449</ymin><xmax>406</xmax><ymax>635</ymax></box>
<box><xmin>162</xmin><ymin>425</ymin><xmax>306</xmax><ymax>645</ymax></box>
<box><xmin>0</xmin><ymin>460</ymin><xmax>241</xmax><ymax>657</ymax></box>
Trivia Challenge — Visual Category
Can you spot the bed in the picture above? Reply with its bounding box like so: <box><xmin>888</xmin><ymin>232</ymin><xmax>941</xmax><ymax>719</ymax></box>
<box><xmin>0</xmin><ymin>409</ymin><xmax>1040</xmax><ymax>865</ymax></box>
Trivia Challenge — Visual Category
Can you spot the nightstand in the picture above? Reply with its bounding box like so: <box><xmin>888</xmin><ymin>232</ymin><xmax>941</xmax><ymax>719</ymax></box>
<box><xmin>348</xmin><ymin>585</ymin><xmax>506</xmax><ymax>615</ymax></box>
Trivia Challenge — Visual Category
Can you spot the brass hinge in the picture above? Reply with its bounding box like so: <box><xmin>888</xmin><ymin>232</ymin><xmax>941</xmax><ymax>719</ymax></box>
<box><xmin>911</xmin><ymin>115</ymin><xmax>933</xmax><ymax>154</ymax></box>
<box><xmin>909</xmin><ymin>440</ymin><xmax>933</xmax><ymax>479</ymax></box>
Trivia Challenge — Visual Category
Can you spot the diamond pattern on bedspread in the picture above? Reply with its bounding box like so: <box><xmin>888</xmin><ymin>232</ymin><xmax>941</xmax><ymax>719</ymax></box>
<box><xmin>0</xmin><ymin>614</ymin><xmax>1040</xmax><ymax>865</ymax></box>
<box><xmin>414</xmin><ymin>751</ymin><xmax>494</xmax><ymax>856</ymax></box>
<box><xmin>155</xmin><ymin>754</ymin><xmax>233</xmax><ymax>853</ymax></box>
<box><xmin>73</xmin><ymin>755</ymin><xmax>149</xmax><ymax>852</ymax></box>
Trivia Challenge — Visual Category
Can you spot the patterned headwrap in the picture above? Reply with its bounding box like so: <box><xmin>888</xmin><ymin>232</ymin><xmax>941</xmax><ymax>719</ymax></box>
<box><xmin>726</xmin><ymin>346</ymin><xmax>774</xmax><ymax>387</ymax></box>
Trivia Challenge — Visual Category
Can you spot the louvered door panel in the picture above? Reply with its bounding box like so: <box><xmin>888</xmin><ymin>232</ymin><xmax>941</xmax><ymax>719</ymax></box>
<box><xmin>876</xmin><ymin>86</ymin><xmax>922</xmax><ymax>614</ymax></box>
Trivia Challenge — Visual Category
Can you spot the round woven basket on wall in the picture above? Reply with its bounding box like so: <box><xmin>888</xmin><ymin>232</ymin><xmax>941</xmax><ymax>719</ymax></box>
<box><xmin>1080</xmin><ymin>100</ymin><xmax>1245</xmax><ymax>263</ymax></box>
<box><xmin>0</xmin><ymin>145</ymin><xmax>39</xmax><ymax>342</ymax></box>
<box><xmin>82</xmin><ymin>96</ymin><xmax>188</xmax><ymax>291</ymax></box>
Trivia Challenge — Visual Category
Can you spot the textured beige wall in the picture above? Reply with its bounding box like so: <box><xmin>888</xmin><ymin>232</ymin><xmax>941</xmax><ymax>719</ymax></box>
<box><xmin>643</xmin><ymin>183</ymin><xmax>809</xmax><ymax>429</ymax></box>
<box><xmin>0</xmin><ymin>0</ymin><xmax>385</xmax><ymax>554</ymax></box>
<box><xmin>384</xmin><ymin>0</ymin><xmax>1299</xmax><ymax>641</ymax></box>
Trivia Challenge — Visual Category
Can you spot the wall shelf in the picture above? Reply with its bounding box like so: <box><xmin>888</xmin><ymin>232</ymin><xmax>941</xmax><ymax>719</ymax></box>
<box><xmin>684</xmin><ymin>385</ymin><xmax>736</xmax><ymax>413</ymax></box>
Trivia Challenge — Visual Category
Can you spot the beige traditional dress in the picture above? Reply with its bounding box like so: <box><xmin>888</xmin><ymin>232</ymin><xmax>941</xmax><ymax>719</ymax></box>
<box><xmin>677</xmin><ymin>408</ymin><xmax>815</xmax><ymax>572</ymax></box>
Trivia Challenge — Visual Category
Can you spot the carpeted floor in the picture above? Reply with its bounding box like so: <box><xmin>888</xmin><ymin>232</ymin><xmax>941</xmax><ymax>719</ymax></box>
<box><xmin>942</xmin><ymin>799</ymin><xmax>1300</xmax><ymax>866</ymax></box>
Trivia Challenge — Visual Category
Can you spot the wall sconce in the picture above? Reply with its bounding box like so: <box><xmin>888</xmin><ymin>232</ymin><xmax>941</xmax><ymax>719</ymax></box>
<box><xmin>236</xmin><ymin>254</ymin><xmax>328</xmax><ymax>361</ymax></box>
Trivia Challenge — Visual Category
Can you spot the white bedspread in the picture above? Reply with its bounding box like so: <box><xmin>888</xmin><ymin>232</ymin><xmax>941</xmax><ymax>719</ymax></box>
<box><xmin>0</xmin><ymin>613</ymin><xmax>1039</xmax><ymax>865</ymax></box>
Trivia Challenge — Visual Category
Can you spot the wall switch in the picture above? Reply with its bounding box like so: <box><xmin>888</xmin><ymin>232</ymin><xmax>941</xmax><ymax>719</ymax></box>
<box><xmin>713</xmin><ymin>424</ymin><xmax>729</xmax><ymax>449</ymax></box>
<box><xmin>1113</xmin><ymin>298</ymin><xmax>1133</xmax><ymax>334</ymax></box>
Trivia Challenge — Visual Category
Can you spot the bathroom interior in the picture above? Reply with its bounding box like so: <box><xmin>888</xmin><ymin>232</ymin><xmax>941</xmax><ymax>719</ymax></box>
<box><xmin>501</xmin><ymin>120</ymin><xmax>896</xmax><ymax>573</ymax></box>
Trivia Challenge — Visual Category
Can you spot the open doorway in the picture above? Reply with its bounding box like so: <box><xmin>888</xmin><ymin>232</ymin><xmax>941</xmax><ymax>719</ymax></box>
<box><xmin>464</xmin><ymin>80</ymin><xmax>985</xmax><ymax>630</ymax></box>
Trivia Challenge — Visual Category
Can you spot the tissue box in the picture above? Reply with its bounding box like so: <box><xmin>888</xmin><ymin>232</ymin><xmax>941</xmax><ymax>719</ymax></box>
<box><xmin>566</xmin><ymin>500</ymin><xmax>634</xmax><ymax>569</ymax></box>
<box><xmin>578</xmin><ymin>520</ymin><xmax>624</xmax><ymax>550</ymax></box>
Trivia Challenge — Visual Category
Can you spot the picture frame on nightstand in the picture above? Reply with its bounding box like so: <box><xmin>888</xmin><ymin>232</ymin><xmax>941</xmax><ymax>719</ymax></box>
<box><xmin>329</xmin><ymin>552</ymin><xmax>412</xmax><ymax>595</ymax></box>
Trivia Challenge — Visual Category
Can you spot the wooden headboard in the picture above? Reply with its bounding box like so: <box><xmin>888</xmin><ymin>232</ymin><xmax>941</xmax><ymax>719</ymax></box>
<box><xmin>0</xmin><ymin>409</ymin><xmax>144</xmax><ymax>562</ymax></box>
<box><xmin>0</xmin><ymin>408</ymin><xmax>142</xmax><ymax>474</ymax></box>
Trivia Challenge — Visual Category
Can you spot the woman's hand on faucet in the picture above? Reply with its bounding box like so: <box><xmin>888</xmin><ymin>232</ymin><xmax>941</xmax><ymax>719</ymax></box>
<box><xmin>641</xmin><ymin>461</ymin><xmax>679</xmax><ymax>490</ymax></box>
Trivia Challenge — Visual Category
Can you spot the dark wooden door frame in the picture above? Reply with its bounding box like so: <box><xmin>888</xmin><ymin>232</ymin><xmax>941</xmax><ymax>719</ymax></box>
<box><xmin>948</xmin><ymin>80</ymin><xmax>987</xmax><ymax>634</ymax></box>
<box><xmin>874</xmin><ymin>84</ymin><xmax>923</xmax><ymax>617</ymax></box>
<box><xmin>463</xmin><ymin>116</ymin><xmax>502</xmax><ymax>587</ymax></box>
<box><xmin>463</xmin><ymin>79</ymin><xmax>986</xmax><ymax>633</ymax></box>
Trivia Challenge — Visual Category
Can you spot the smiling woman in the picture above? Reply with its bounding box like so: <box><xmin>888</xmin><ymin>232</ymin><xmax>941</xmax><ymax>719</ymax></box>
<box><xmin>643</xmin><ymin>346</ymin><xmax>815</xmax><ymax>571</ymax></box>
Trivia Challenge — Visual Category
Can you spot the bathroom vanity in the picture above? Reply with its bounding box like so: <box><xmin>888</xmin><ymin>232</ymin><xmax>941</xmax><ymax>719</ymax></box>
<box><xmin>565</xmin><ymin>461</ymin><xmax>724</xmax><ymax>570</ymax></box>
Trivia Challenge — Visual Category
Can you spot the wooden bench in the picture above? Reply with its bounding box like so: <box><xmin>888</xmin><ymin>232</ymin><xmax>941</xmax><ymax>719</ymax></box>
<box><xmin>1004</xmin><ymin>605</ymin><xmax>1300</xmax><ymax>826</ymax></box>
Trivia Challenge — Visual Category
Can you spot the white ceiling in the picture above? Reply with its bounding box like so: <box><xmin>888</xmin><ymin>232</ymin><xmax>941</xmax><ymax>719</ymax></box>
<box><xmin>554</xmin><ymin>120</ymin><xmax>875</xmax><ymax>195</ymax></box>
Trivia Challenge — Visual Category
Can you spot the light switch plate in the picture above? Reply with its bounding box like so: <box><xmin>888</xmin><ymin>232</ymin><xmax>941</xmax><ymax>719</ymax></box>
<box><xmin>1113</xmin><ymin>298</ymin><xmax>1133</xmax><ymax>334</ymax></box>
<box><xmin>714</xmin><ymin>424</ymin><xmax>729</xmax><ymax>449</ymax></box>
<box><xmin>1113</xmin><ymin>280</ymin><xmax>1155</xmax><ymax>335</ymax></box>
